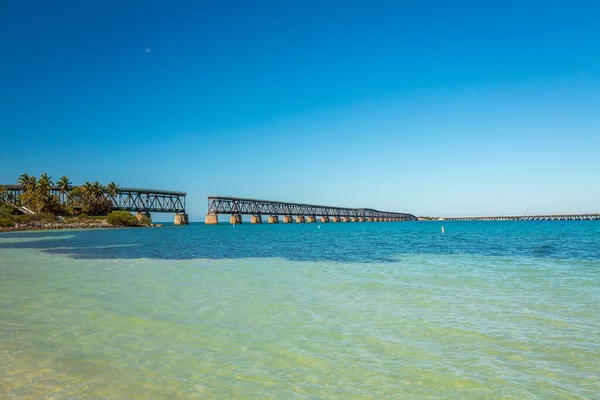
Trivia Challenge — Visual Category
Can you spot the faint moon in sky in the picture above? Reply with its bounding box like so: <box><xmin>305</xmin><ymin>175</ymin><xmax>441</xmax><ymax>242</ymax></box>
<box><xmin>145</xmin><ymin>48</ymin><xmax>151</xmax><ymax>53</ymax></box>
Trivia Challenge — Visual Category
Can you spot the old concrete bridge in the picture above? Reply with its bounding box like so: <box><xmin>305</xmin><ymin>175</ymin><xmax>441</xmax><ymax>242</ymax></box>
<box><xmin>442</xmin><ymin>213</ymin><xmax>600</xmax><ymax>221</ymax></box>
<box><xmin>0</xmin><ymin>184</ymin><xmax>189</xmax><ymax>225</ymax></box>
<box><xmin>205</xmin><ymin>196</ymin><xmax>417</xmax><ymax>224</ymax></box>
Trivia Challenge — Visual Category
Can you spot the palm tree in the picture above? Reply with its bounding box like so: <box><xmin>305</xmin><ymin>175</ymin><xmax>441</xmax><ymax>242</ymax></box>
<box><xmin>18</xmin><ymin>173</ymin><xmax>30</xmax><ymax>189</ymax></box>
<box><xmin>81</xmin><ymin>181</ymin><xmax>93</xmax><ymax>212</ymax></box>
<box><xmin>18</xmin><ymin>173</ymin><xmax>37</xmax><ymax>208</ymax></box>
<box><xmin>92</xmin><ymin>182</ymin><xmax>104</xmax><ymax>201</ymax></box>
<box><xmin>105</xmin><ymin>182</ymin><xmax>119</xmax><ymax>210</ymax></box>
<box><xmin>57</xmin><ymin>176</ymin><xmax>72</xmax><ymax>203</ymax></box>
<box><xmin>105</xmin><ymin>182</ymin><xmax>119</xmax><ymax>198</ymax></box>
<box><xmin>39</xmin><ymin>193</ymin><xmax>59</xmax><ymax>213</ymax></box>
<box><xmin>18</xmin><ymin>173</ymin><xmax>37</xmax><ymax>193</ymax></box>
<box><xmin>27</xmin><ymin>176</ymin><xmax>37</xmax><ymax>193</ymax></box>
<box><xmin>37</xmin><ymin>172</ymin><xmax>53</xmax><ymax>197</ymax></box>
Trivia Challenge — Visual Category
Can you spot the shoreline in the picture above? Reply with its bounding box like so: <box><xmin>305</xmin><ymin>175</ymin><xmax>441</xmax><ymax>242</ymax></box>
<box><xmin>0</xmin><ymin>221</ymin><xmax>162</xmax><ymax>233</ymax></box>
<box><xmin>0</xmin><ymin>221</ymin><xmax>114</xmax><ymax>233</ymax></box>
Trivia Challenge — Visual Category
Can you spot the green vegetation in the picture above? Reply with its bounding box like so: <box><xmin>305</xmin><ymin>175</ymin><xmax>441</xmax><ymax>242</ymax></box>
<box><xmin>107</xmin><ymin>211</ymin><xmax>143</xmax><ymax>227</ymax></box>
<box><xmin>0</xmin><ymin>173</ymin><xmax>149</xmax><ymax>229</ymax></box>
<box><xmin>13</xmin><ymin>173</ymin><xmax>118</xmax><ymax>216</ymax></box>
<box><xmin>0</xmin><ymin>203</ymin><xmax>15</xmax><ymax>227</ymax></box>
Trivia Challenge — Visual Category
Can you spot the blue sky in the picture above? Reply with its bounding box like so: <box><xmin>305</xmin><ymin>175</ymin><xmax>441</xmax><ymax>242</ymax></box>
<box><xmin>1</xmin><ymin>1</ymin><xmax>599</xmax><ymax>219</ymax></box>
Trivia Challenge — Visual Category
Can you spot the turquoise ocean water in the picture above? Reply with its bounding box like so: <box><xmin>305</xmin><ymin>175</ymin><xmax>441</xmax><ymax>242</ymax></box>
<box><xmin>1</xmin><ymin>221</ymin><xmax>599</xmax><ymax>399</ymax></box>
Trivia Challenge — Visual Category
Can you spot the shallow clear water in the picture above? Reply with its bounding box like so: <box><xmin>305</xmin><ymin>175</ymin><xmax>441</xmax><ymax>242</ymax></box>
<box><xmin>1</xmin><ymin>221</ymin><xmax>599</xmax><ymax>399</ymax></box>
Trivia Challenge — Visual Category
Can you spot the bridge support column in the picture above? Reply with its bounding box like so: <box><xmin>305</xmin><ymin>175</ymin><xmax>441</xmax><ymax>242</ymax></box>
<box><xmin>136</xmin><ymin>212</ymin><xmax>151</xmax><ymax>222</ymax></box>
<box><xmin>251</xmin><ymin>215</ymin><xmax>262</xmax><ymax>224</ymax></box>
<box><xmin>205</xmin><ymin>213</ymin><xmax>218</xmax><ymax>225</ymax></box>
<box><xmin>283</xmin><ymin>215</ymin><xmax>293</xmax><ymax>223</ymax></box>
<box><xmin>359</xmin><ymin>217</ymin><xmax>366</xmax><ymax>222</ymax></box>
<box><xmin>332</xmin><ymin>216</ymin><xmax>340</xmax><ymax>222</ymax></box>
<box><xmin>307</xmin><ymin>215</ymin><xmax>316</xmax><ymax>223</ymax></box>
<box><xmin>351</xmin><ymin>217</ymin><xmax>358</xmax><ymax>222</ymax></box>
<box><xmin>296</xmin><ymin>215</ymin><xmax>305</xmax><ymax>223</ymax></box>
<box><xmin>174</xmin><ymin>213</ymin><xmax>189</xmax><ymax>225</ymax></box>
<box><xmin>321</xmin><ymin>216</ymin><xmax>329</xmax><ymax>223</ymax></box>
<box><xmin>343</xmin><ymin>217</ymin><xmax>350</xmax><ymax>222</ymax></box>
<box><xmin>230</xmin><ymin>214</ymin><xmax>242</xmax><ymax>224</ymax></box>
<box><xmin>268</xmin><ymin>215</ymin><xmax>279</xmax><ymax>224</ymax></box>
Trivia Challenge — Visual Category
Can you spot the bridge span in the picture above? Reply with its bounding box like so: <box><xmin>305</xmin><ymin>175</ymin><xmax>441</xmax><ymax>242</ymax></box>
<box><xmin>442</xmin><ymin>213</ymin><xmax>600</xmax><ymax>221</ymax></box>
<box><xmin>0</xmin><ymin>184</ymin><xmax>189</xmax><ymax>225</ymax></box>
<box><xmin>205</xmin><ymin>196</ymin><xmax>417</xmax><ymax>224</ymax></box>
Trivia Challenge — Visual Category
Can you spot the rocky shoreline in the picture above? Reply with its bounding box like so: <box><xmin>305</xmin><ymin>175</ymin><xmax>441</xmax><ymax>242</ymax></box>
<box><xmin>0</xmin><ymin>220</ymin><xmax>164</xmax><ymax>232</ymax></box>
<box><xmin>0</xmin><ymin>221</ymin><xmax>115</xmax><ymax>232</ymax></box>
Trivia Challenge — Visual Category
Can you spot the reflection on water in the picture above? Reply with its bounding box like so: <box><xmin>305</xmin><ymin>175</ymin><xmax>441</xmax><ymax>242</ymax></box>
<box><xmin>1</xmin><ymin>222</ymin><xmax>599</xmax><ymax>398</ymax></box>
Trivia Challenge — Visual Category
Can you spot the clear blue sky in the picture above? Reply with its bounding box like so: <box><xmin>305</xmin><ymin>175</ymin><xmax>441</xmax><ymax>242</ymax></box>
<box><xmin>1</xmin><ymin>1</ymin><xmax>599</xmax><ymax>219</ymax></box>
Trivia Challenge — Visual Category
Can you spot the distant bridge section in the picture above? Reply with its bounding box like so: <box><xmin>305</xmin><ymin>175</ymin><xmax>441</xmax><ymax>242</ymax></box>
<box><xmin>0</xmin><ymin>184</ymin><xmax>189</xmax><ymax>224</ymax></box>
<box><xmin>205</xmin><ymin>196</ymin><xmax>417</xmax><ymax>224</ymax></box>
<box><xmin>442</xmin><ymin>213</ymin><xmax>600</xmax><ymax>221</ymax></box>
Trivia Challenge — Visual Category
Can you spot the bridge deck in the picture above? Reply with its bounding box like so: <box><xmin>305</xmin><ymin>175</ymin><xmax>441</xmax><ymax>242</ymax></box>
<box><xmin>207</xmin><ymin>196</ymin><xmax>417</xmax><ymax>220</ymax></box>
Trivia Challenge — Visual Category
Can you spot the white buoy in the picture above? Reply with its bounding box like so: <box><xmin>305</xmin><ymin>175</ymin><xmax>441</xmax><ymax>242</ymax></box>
<box><xmin>441</xmin><ymin>226</ymin><xmax>445</xmax><ymax>234</ymax></box>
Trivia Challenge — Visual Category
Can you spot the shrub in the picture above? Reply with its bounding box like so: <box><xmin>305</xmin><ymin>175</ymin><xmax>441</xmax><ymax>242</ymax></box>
<box><xmin>0</xmin><ymin>203</ymin><xmax>15</xmax><ymax>217</ymax></box>
<box><xmin>107</xmin><ymin>211</ymin><xmax>139</xmax><ymax>227</ymax></box>
<box><xmin>0</xmin><ymin>216</ymin><xmax>14</xmax><ymax>228</ymax></box>
<box><xmin>37</xmin><ymin>212</ymin><xmax>57</xmax><ymax>222</ymax></box>
<box><xmin>14</xmin><ymin>214</ymin><xmax>33</xmax><ymax>224</ymax></box>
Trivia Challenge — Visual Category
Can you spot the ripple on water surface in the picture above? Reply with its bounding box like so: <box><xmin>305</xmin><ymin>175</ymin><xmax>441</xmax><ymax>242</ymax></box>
<box><xmin>1</xmin><ymin>222</ymin><xmax>599</xmax><ymax>398</ymax></box>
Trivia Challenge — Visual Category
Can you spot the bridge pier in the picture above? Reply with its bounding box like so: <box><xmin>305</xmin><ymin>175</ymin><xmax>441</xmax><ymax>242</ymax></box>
<box><xmin>307</xmin><ymin>215</ymin><xmax>316</xmax><ymax>223</ymax></box>
<box><xmin>205</xmin><ymin>213</ymin><xmax>218</xmax><ymax>225</ymax></box>
<box><xmin>136</xmin><ymin>212</ymin><xmax>151</xmax><ymax>222</ymax></box>
<box><xmin>359</xmin><ymin>217</ymin><xmax>366</xmax><ymax>222</ymax></box>
<box><xmin>332</xmin><ymin>216</ymin><xmax>340</xmax><ymax>222</ymax></box>
<box><xmin>230</xmin><ymin>214</ymin><xmax>242</xmax><ymax>224</ymax></box>
<box><xmin>296</xmin><ymin>215</ymin><xmax>305</xmax><ymax>223</ymax></box>
<box><xmin>268</xmin><ymin>215</ymin><xmax>279</xmax><ymax>224</ymax></box>
<box><xmin>351</xmin><ymin>217</ymin><xmax>358</xmax><ymax>222</ymax></box>
<box><xmin>251</xmin><ymin>215</ymin><xmax>262</xmax><ymax>224</ymax></box>
<box><xmin>321</xmin><ymin>216</ymin><xmax>329</xmax><ymax>223</ymax></box>
<box><xmin>283</xmin><ymin>215</ymin><xmax>293</xmax><ymax>223</ymax></box>
<box><xmin>343</xmin><ymin>217</ymin><xmax>350</xmax><ymax>222</ymax></box>
<box><xmin>174</xmin><ymin>213</ymin><xmax>189</xmax><ymax>225</ymax></box>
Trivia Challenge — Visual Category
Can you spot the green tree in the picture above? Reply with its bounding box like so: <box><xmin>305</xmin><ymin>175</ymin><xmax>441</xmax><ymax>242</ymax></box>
<box><xmin>35</xmin><ymin>173</ymin><xmax>61</xmax><ymax>213</ymax></box>
<box><xmin>81</xmin><ymin>181</ymin><xmax>93</xmax><ymax>212</ymax></box>
<box><xmin>105</xmin><ymin>182</ymin><xmax>119</xmax><ymax>211</ymax></box>
<box><xmin>107</xmin><ymin>211</ymin><xmax>140</xmax><ymax>227</ymax></box>
<box><xmin>57</xmin><ymin>176</ymin><xmax>72</xmax><ymax>203</ymax></box>
<box><xmin>105</xmin><ymin>182</ymin><xmax>119</xmax><ymax>198</ymax></box>
<box><xmin>37</xmin><ymin>172</ymin><xmax>53</xmax><ymax>197</ymax></box>
<box><xmin>18</xmin><ymin>173</ymin><xmax>38</xmax><ymax>209</ymax></box>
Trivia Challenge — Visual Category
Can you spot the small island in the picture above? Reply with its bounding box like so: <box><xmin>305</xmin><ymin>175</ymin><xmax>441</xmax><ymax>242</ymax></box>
<box><xmin>0</xmin><ymin>173</ymin><xmax>153</xmax><ymax>231</ymax></box>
